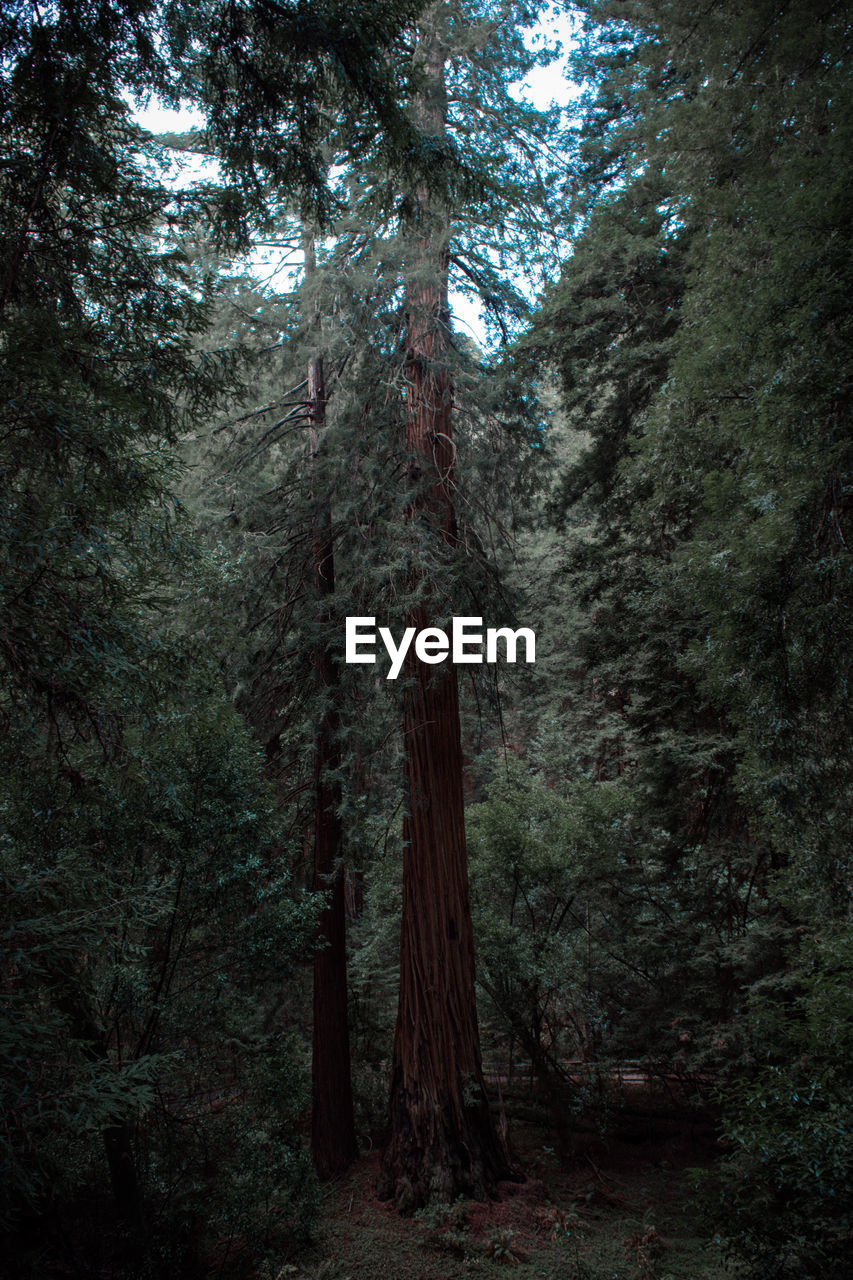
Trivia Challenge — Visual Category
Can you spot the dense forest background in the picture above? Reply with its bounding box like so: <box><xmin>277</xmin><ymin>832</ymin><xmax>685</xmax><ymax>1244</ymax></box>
<box><xmin>2</xmin><ymin>1</ymin><xmax>850</xmax><ymax>1277</ymax></box>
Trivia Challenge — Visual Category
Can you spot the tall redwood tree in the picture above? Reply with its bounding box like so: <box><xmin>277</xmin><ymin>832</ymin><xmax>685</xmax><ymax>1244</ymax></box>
<box><xmin>378</xmin><ymin>19</ymin><xmax>514</xmax><ymax>1210</ymax></box>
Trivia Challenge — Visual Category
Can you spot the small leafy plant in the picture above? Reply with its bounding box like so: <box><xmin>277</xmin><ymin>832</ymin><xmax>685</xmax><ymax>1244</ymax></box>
<box><xmin>484</xmin><ymin>1226</ymin><xmax>528</xmax><ymax>1265</ymax></box>
<box><xmin>623</xmin><ymin>1224</ymin><xmax>668</xmax><ymax>1279</ymax></box>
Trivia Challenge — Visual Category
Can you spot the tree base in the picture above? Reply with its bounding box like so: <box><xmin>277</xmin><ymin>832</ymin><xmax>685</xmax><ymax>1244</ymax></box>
<box><xmin>376</xmin><ymin>1068</ymin><xmax>521</xmax><ymax>1212</ymax></box>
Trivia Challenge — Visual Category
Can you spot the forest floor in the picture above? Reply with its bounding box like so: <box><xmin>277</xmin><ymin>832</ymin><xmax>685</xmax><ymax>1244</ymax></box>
<box><xmin>282</xmin><ymin>1087</ymin><xmax>731</xmax><ymax>1280</ymax></box>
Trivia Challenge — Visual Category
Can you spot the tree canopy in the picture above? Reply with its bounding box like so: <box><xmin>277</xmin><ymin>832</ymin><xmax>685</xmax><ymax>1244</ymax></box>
<box><xmin>2</xmin><ymin>0</ymin><xmax>851</xmax><ymax>1276</ymax></box>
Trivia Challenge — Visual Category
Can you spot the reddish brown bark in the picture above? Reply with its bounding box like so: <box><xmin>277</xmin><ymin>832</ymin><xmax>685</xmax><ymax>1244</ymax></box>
<box><xmin>307</xmin><ymin>304</ymin><xmax>358</xmax><ymax>1179</ymax></box>
<box><xmin>378</xmin><ymin>29</ymin><xmax>514</xmax><ymax>1210</ymax></box>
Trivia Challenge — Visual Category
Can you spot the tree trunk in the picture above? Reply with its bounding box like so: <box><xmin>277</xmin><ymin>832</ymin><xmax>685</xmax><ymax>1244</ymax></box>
<box><xmin>64</xmin><ymin>997</ymin><xmax>146</xmax><ymax>1242</ymax></box>
<box><xmin>378</xmin><ymin>25</ymin><xmax>515</xmax><ymax>1210</ymax></box>
<box><xmin>305</xmin><ymin>240</ymin><xmax>358</xmax><ymax>1179</ymax></box>
<box><xmin>102</xmin><ymin>1121</ymin><xmax>146</xmax><ymax>1239</ymax></box>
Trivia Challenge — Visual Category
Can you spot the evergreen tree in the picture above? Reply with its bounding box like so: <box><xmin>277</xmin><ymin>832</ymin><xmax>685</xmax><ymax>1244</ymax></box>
<box><xmin>186</xmin><ymin>0</ymin><xmax>562</xmax><ymax>1212</ymax></box>
<box><xmin>302</xmin><ymin>226</ymin><xmax>360</xmax><ymax>1179</ymax></box>
<box><xmin>530</xmin><ymin>0</ymin><xmax>853</xmax><ymax>1270</ymax></box>
<box><xmin>377</xmin><ymin>17</ymin><xmax>514</xmax><ymax>1209</ymax></box>
<box><xmin>0</xmin><ymin>0</ymin><xmax>444</xmax><ymax>1265</ymax></box>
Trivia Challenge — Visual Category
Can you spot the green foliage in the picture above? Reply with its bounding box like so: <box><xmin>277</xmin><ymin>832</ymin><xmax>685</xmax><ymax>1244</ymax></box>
<box><xmin>0</xmin><ymin>6</ymin><xmax>338</xmax><ymax>1265</ymax></box>
<box><xmin>183</xmin><ymin>0</ymin><xmax>563</xmax><ymax>917</ymax></box>
<box><xmin>529</xmin><ymin>0</ymin><xmax>853</xmax><ymax>1268</ymax></box>
<box><xmin>1</xmin><ymin>698</ymin><xmax>319</xmax><ymax>1269</ymax></box>
<box><xmin>4</xmin><ymin>0</ymin><xmax>851</xmax><ymax>1267</ymax></box>
<box><xmin>469</xmin><ymin>761</ymin><xmax>625</xmax><ymax>1074</ymax></box>
<box><xmin>193</xmin><ymin>0</ymin><xmax>439</xmax><ymax>228</ymax></box>
<box><xmin>715</xmin><ymin>927</ymin><xmax>853</xmax><ymax>1279</ymax></box>
<box><xmin>0</xmin><ymin>0</ymin><xmax>233</xmax><ymax>758</ymax></box>
<box><xmin>484</xmin><ymin>1225</ymin><xmax>527</xmax><ymax>1265</ymax></box>
<box><xmin>414</xmin><ymin>1199</ymin><xmax>471</xmax><ymax>1258</ymax></box>
<box><xmin>467</xmin><ymin>746</ymin><xmax>771</xmax><ymax>1086</ymax></box>
<box><xmin>556</xmin><ymin>0</ymin><xmax>853</xmax><ymax>850</ymax></box>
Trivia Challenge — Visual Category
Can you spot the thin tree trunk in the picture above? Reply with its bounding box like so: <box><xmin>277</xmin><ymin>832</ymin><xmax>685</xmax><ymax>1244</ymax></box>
<box><xmin>305</xmin><ymin>235</ymin><xmax>358</xmax><ymax>1179</ymax></box>
<box><xmin>102</xmin><ymin>1121</ymin><xmax>146</xmax><ymax>1239</ymax></box>
<box><xmin>63</xmin><ymin>995</ymin><xmax>146</xmax><ymax>1241</ymax></box>
<box><xmin>378</xmin><ymin>25</ymin><xmax>514</xmax><ymax>1210</ymax></box>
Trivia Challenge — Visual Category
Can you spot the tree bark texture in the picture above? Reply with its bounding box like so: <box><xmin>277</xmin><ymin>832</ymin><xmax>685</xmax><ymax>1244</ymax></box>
<box><xmin>378</xmin><ymin>27</ymin><xmax>514</xmax><ymax>1210</ymax></box>
<box><xmin>305</xmin><ymin>258</ymin><xmax>358</xmax><ymax>1179</ymax></box>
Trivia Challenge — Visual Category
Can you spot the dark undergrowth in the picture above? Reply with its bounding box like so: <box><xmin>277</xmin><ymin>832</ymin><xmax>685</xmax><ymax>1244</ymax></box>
<box><xmin>282</xmin><ymin>1087</ymin><xmax>729</xmax><ymax>1280</ymax></box>
<box><xmin>3</xmin><ymin>1086</ymin><xmax>730</xmax><ymax>1280</ymax></box>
